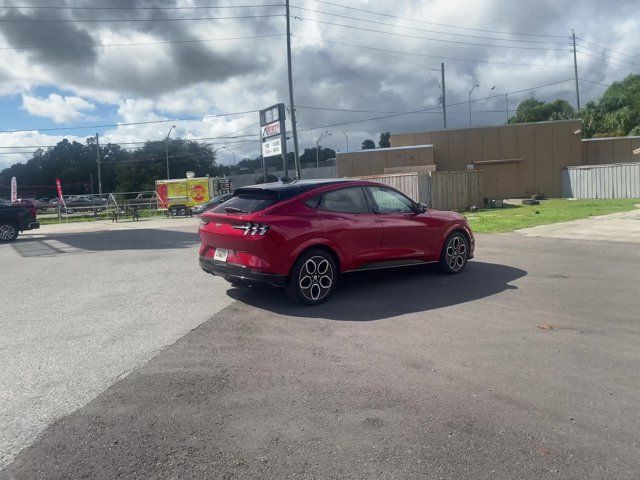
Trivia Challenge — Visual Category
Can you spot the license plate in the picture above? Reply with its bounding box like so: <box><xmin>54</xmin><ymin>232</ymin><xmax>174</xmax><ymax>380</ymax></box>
<box><xmin>213</xmin><ymin>248</ymin><xmax>229</xmax><ymax>262</ymax></box>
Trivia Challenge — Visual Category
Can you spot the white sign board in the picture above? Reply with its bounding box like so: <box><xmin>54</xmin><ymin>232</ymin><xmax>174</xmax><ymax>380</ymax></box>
<box><xmin>261</xmin><ymin>138</ymin><xmax>282</xmax><ymax>157</ymax></box>
<box><xmin>10</xmin><ymin>176</ymin><xmax>17</xmax><ymax>203</ymax></box>
<box><xmin>261</xmin><ymin>121</ymin><xmax>281</xmax><ymax>139</ymax></box>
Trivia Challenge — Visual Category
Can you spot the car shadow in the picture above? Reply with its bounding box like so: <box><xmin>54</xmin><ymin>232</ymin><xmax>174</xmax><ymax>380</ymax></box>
<box><xmin>228</xmin><ymin>261</ymin><xmax>527</xmax><ymax>321</ymax></box>
<box><xmin>8</xmin><ymin>229</ymin><xmax>199</xmax><ymax>257</ymax></box>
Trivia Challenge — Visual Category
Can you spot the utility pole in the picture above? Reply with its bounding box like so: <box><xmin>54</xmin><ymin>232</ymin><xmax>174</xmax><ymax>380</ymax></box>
<box><xmin>165</xmin><ymin>124</ymin><xmax>175</xmax><ymax>180</ymax></box>
<box><xmin>505</xmin><ymin>93</ymin><xmax>509</xmax><ymax>124</ymax></box>
<box><xmin>285</xmin><ymin>0</ymin><xmax>301</xmax><ymax>179</ymax></box>
<box><xmin>468</xmin><ymin>84</ymin><xmax>479</xmax><ymax>128</ymax></box>
<box><xmin>95</xmin><ymin>133</ymin><xmax>102</xmax><ymax>195</ymax></box>
<box><xmin>440</xmin><ymin>62</ymin><xmax>447</xmax><ymax>129</ymax></box>
<box><xmin>572</xmin><ymin>29</ymin><xmax>581</xmax><ymax>110</ymax></box>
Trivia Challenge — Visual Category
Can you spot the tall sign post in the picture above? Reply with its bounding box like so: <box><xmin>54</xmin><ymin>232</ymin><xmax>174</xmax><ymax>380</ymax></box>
<box><xmin>10</xmin><ymin>176</ymin><xmax>17</xmax><ymax>203</ymax></box>
<box><xmin>260</xmin><ymin>103</ymin><xmax>288</xmax><ymax>180</ymax></box>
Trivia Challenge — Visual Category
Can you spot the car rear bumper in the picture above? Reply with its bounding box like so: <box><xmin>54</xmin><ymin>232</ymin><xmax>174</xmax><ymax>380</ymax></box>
<box><xmin>26</xmin><ymin>221</ymin><xmax>40</xmax><ymax>230</ymax></box>
<box><xmin>199</xmin><ymin>257</ymin><xmax>287</xmax><ymax>287</ymax></box>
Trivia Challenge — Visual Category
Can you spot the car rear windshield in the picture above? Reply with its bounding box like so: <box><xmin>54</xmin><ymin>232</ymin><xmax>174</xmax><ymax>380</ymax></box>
<box><xmin>212</xmin><ymin>189</ymin><xmax>279</xmax><ymax>214</ymax></box>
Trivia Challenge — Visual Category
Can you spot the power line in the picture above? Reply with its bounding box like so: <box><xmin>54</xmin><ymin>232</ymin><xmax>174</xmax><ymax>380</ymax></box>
<box><xmin>0</xmin><ymin>14</ymin><xmax>283</xmax><ymax>23</ymax></box>
<box><xmin>575</xmin><ymin>37</ymin><xmax>639</xmax><ymax>62</ymax></box>
<box><xmin>0</xmin><ymin>3</ymin><xmax>284</xmax><ymax>10</ymax></box>
<box><xmin>299</xmin><ymin>78</ymin><xmax>574</xmax><ymax>131</ymax></box>
<box><xmin>0</xmin><ymin>33</ymin><xmax>285</xmax><ymax>51</ymax></box>
<box><xmin>580</xmin><ymin>78</ymin><xmax>612</xmax><ymax>88</ymax></box>
<box><xmin>576</xmin><ymin>49</ymin><xmax>638</xmax><ymax>69</ymax></box>
<box><xmin>290</xmin><ymin>5</ymin><xmax>569</xmax><ymax>46</ymax></box>
<box><xmin>0</xmin><ymin>109</ymin><xmax>259</xmax><ymax>134</ymax></box>
<box><xmin>298</xmin><ymin>105</ymin><xmax>400</xmax><ymax>114</ymax></box>
<box><xmin>295</xmin><ymin>16</ymin><xmax>570</xmax><ymax>52</ymax></box>
<box><xmin>305</xmin><ymin>0</ymin><xmax>567</xmax><ymax>38</ymax></box>
<box><xmin>293</xmin><ymin>34</ymin><xmax>574</xmax><ymax>68</ymax></box>
<box><xmin>575</xmin><ymin>45</ymin><xmax>640</xmax><ymax>68</ymax></box>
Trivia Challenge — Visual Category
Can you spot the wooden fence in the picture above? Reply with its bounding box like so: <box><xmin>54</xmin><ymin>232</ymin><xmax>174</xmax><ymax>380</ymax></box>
<box><xmin>356</xmin><ymin>170</ymin><xmax>484</xmax><ymax>211</ymax></box>
<box><xmin>429</xmin><ymin>170</ymin><xmax>484</xmax><ymax>210</ymax></box>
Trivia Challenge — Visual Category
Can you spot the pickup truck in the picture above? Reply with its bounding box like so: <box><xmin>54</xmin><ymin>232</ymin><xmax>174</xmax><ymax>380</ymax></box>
<box><xmin>0</xmin><ymin>204</ymin><xmax>40</xmax><ymax>242</ymax></box>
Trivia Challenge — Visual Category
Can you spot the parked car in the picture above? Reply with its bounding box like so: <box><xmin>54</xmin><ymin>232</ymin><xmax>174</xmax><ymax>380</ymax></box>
<box><xmin>126</xmin><ymin>192</ymin><xmax>157</xmax><ymax>208</ymax></box>
<box><xmin>64</xmin><ymin>195</ymin><xmax>107</xmax><ymax>212</ymax></box>
<box><xmin>0</xmin><ymin>203</ymin><xmax>39</xmax><ymax>242</ymax></box>
<box><xmin>198</xmin><ymin>179</ymin><xmax>474</xmax><ymax>305</ymax></box>
<box><xmin>192</xmin><ymin>193</ymin><xmax>234</xmax><ymax>215</ymax></box>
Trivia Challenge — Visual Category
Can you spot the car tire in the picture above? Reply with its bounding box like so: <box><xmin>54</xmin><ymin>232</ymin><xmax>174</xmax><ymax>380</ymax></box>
<box><xmin>439</xmin><ymin>231</ymin><xmax>469</xmax><ymax>274</ymax></box>
<box><xmin>0</xmin><ymin>222</ymin><xmax>19</xmax><ymax>243</ymax></box>
<box><xmin>286</xmin><ymin>249</ymin><xmax>337</xmax><ymax>306</ymax></box>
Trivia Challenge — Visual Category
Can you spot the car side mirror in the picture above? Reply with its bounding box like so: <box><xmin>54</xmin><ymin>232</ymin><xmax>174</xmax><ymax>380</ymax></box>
<box><xmin>414</xmin><ymin>202</ymin><xmax>428</xmax><ymax>213</ymax></box>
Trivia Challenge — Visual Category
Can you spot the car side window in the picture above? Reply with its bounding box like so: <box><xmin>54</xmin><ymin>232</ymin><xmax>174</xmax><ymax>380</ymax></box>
<box><xmin>367</xmin><ymin>187</ymin><xmax>415</xmax><ymax>214</ymax></box>
<box><xmin>319</xmin><ymin>187</ymin><xmax>370</xmax><ymax>214</ymax></box>
<box><xmin>304</xmin><ymin>195</ymin><xmax>321</xmax><ymax>209</ymax></box>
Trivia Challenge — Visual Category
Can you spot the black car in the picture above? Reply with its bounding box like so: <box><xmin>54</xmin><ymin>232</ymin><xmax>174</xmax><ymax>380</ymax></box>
<box><xmin>192</xmin><ymin>193</ymin><xmax>233</xmax><ymax>215</ymax></box>
<box><xmin>0</xmin><ymin>203</ymin><xmax>39</xmax><ymax>242</ymax></box>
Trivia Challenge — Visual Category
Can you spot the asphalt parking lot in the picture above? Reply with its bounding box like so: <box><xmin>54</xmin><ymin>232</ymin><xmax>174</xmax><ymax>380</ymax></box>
<box><xmin>1</xmin><ymin>218</ymin><xmax>639</xmax><ymax>479</ymax></box>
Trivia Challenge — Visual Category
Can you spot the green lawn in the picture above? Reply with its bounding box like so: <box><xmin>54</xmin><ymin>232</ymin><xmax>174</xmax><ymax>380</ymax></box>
<box><xmin>464</xmin><ymin>198</ymin><xmax>640</xmax><ymax>233</ymax></box>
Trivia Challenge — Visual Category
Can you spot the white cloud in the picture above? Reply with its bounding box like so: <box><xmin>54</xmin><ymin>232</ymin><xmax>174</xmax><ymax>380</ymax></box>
<box><xmin>21</xmin><ymin>93</ymin><xmax>96</xmax><ymax>123</ymax></box>
<box><xmin>0</xmin><ymin>0</ymin><xmax>638</xmax><ymax>171</ymax></box>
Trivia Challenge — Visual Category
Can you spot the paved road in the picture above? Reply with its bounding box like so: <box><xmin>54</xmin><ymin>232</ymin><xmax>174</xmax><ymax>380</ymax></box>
<box><xmin>2</xmin><ymin>231</ymin><xmax>639</xmax><ymax>479</ymax></box>
<box><xmin>0</xmin><ymin>218</ymin><xmax>234</xmax><ymax>468</ymax></box>
<box><xmin>518</xmin><ymin>206</ymin><xmax>640</xmax><ymax>243</ymax></box>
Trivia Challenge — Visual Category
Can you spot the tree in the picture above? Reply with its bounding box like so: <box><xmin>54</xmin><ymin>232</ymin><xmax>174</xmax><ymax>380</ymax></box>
<box><xmin>0</xmin><ymin>138</ymin><xmax>217</xmax><ymax>196</ymax></box>
<box><xmin>361</xmin><ymin>139</ymin><xmax>376</xmax><ymax>150</ymax></box>
<box><xmin>579</xmin><ymin>74</ymin><xmax>640</xmax><ymax>137</ymax></box>
<box><xmin>508</xmin><ymin>98</ymin><xmax>575</xmax><ymax>124</ymax></box>
<box><xmin>378</xmin><ymin>132</ymin><xmax>391</xmax><ymax>148</ymax></box>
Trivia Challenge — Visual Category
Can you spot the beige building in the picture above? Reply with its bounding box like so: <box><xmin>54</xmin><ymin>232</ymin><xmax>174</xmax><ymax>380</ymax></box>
<box><xmin>581</xmin><ymin>136</ymin><xmax>640</xmax><ymax>165</ymax></box>
<box><xmin>336</xmin><ymin>120</ymin><xmax>640</xmax><ymax>199</ymax></box>
<box><xmin>336</xmin><ymin>144</ymin><xmax>434</xmax><ymax>178</ymax></box>
<box><xmin>390</xmin><ymin>120</ymin><xmax>582</xmax><ymax>198</ymax></box>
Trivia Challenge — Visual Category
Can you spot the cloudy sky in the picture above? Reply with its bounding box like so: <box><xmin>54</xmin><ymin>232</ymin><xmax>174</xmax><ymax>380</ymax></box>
<box><xmin>0</xmin><ymin>0</ymin><xmax>638</xmax><ymax>170</ymax></box>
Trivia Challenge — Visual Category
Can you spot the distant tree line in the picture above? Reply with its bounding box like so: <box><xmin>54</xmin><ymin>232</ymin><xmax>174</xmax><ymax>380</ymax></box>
<box><xmin>508</xmin><ymin>74</ymin><xmax>640</xmax><ymax>137</ymax></box>
<box><xmin>0</xmin><ymin>138</ymin><xmax>220</xmax><ymax>197</ymax></box>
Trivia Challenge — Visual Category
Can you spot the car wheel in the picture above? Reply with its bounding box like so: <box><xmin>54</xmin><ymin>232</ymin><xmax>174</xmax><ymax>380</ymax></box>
<box><xmin>0</xmin><ymin>222</ymin><xmax>19</xmax><ymax>242</ymax></box>
<box><xmin>286</xmin><ymin>249</ymin><xmax>337</xmax><ymax>306</ymax></box>
<box><xmin>439</xmin><ymin>231</ymin><xmax>469</xmax><ymax>274</ymax></box>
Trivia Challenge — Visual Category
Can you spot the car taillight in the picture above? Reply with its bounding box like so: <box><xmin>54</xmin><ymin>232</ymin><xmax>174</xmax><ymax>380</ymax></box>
<box><xmin>29</xmin><ymin>206</ymin><xmax>37</xmax><ymax>219</ymax></box>
<box><xmin>232</xmin><ymin>223</ymin><xmax>269</xmax><ymax>236</ymax></box>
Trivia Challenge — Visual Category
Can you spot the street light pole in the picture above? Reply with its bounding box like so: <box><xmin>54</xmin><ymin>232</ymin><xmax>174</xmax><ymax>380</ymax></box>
<box><xmin>342</xmin><ymin>130</ymin><xmax>349</xmax><ymax>152</ymax></box>
<box><xmin>468</xmin><ymin>84</ymin><xmax>479</xmax><ymax>128</ymax></box>
<box><xmin>316</xmin><ymin>131</ymin><xmax>331</xmax><ymax>168</ymax></box>
<box><xmin>225</xmin><ymin>147</ymin><xmax>236</xmax><ymax>164</ymax></box>
<box><xmin>165</xmin><ymin>124</ymin><xmax>176</xmax><ymax>179</ymax></box>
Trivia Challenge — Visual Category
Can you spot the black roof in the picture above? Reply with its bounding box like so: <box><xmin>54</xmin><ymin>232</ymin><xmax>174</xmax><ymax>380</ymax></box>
<box><xmin>235</xmin><ymin>179</ymin><xmax>355</xmax><ymax>200</ymax></box>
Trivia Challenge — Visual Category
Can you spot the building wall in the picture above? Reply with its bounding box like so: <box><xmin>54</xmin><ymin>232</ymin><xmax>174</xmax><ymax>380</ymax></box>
<box><xmin>336</xmin><ymin>145</ymin><xmax>434</xmax><ymax>177</ymax></box>
<box><xmin>581</xmin><ymin>136</ymin><xmax>640</xmax><ymax>165</ymax></box>
<box><xmin>391</xmin><ymin>120</ymin><xmax>582</xmax><ymax>198</ymax></box>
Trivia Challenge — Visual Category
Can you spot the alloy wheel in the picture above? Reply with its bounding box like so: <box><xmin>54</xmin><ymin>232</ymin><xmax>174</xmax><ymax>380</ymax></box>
<box><xmin>0</xmin><ymin>224</ymin><xmax>17</xmax><ymax>241</ymax></box>
<box><xmin>298</xmin><ymin>255</ymin><xmax>334</xmax><ymax>302</ymax></box>
<box><xmin>445</xmin><ymin>235</ymin><xmax>467</xmax><ymax>272</ymax></box>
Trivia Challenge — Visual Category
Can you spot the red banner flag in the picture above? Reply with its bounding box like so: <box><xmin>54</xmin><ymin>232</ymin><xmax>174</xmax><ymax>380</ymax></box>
<box><xmin>55</xmin><ymin>178</ymin><xmax>63</xmax><ymax>201</ymax></box>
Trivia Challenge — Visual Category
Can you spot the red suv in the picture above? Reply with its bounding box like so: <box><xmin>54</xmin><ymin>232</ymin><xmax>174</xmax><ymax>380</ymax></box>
<box><xmin>199</xmin><ymin>179</ymin><xmax>474</xmax><ymax>305</ymax></box>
